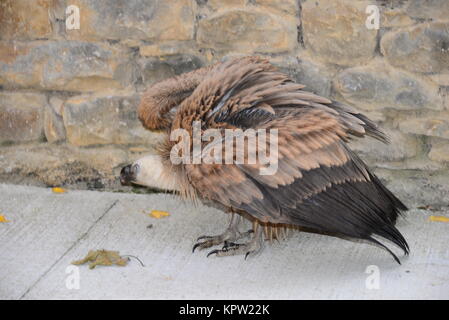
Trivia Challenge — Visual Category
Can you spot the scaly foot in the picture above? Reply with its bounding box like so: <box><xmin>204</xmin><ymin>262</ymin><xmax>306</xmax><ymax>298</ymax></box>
<box><xmin>207</xmin><ymin>226</ymin><xmax>263</xmax><ymax>259</ymax></box>
<box><xmin>192</xmin><ymin>213</ymin><xmax>252</xmax><ymax>252</ymax></box>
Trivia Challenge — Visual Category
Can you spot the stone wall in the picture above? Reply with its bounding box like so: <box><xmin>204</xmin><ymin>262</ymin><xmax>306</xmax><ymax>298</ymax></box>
<box><xmin>1</xmin><ymin>0</ymin><xmax>448</xmax><ymax>205</ymax></box>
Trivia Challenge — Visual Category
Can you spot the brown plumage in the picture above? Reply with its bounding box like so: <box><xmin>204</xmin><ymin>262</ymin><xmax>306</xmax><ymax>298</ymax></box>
<box><xmin>122</xmin><ymin>56</ymin><xmax>409</xmax><ymax>263</ymax></box>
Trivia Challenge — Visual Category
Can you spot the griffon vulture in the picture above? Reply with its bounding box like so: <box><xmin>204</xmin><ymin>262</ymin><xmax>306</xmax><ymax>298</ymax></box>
<box><xmin>120</xmin><ymin>56</ymin><xmax>409</xmax><ymax>263</ymax></box>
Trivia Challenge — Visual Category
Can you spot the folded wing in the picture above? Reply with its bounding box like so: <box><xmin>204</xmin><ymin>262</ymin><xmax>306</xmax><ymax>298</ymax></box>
<box><xmin>171</xmin><ymin>57</ymin><xmax>409</xmax><ymax>262</ymax></box>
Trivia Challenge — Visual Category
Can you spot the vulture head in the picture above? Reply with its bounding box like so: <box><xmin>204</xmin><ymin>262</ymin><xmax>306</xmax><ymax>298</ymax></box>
<box><xmin>120</xmin><ymin>155</ymin><xmax>180</xmax><ymax>192</ymax></box>
<box><xmin>120</xmin><ymin>56</ymin><xmax>409</xmax><ymax>264</ymax></box>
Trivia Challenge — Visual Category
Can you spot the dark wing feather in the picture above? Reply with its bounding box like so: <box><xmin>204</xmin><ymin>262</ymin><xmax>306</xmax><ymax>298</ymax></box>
<box><xmin>172</xmin><ymin>57</ymin><xmax>409</xmax><ymax>262</ymax></box>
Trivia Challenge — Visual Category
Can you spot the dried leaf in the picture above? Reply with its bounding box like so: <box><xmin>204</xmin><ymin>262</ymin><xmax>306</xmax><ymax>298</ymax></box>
<box><xmin>150</xmin><ymin>210</ymin><xmax>170</xmax><ymax>219</ymax></box>
<box><xmin>429</xmin><ymin>216</ymin><xmax>449</xmax><ymax>223</ymax></box>
<box><xmin>72</xmin><ymin>250</ymin><xmax>129</xmax><ymax>269</ymax></box>
<box><xmin>52</xmin><ymin>187</ymin><xmax>66</xmax><ymax>194</ymax></box>
<box><xmin>0</xmin><ymin>215</ymin><xmax>10</xmax><ymax>223</ymax></box>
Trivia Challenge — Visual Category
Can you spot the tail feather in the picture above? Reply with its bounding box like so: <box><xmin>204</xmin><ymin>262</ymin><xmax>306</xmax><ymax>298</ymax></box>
<box><xmin>367</xmin><ymin>236</ymin><xmax>403</xmax><ymax>265</ymax></box>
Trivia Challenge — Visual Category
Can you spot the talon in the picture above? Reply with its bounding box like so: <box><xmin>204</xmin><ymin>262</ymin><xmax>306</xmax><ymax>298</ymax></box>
<box><xmin>207</xmin><ymin>250</ymin><xmax>220</xmax><ymax>258</ymax></box>
<box><xmin>245</xmin><ymin>252</ymin><xmax>251</xmax><ymax>260</ymax></box>
<box><xmin>197</xmin><ymin>235</ymin><xmax>211</xmax><ymax>241</ymax></box>
<box><xmin>192</xmin><ymin>243</ymin><xmax>201</xmax><ymax>253</ymax></box>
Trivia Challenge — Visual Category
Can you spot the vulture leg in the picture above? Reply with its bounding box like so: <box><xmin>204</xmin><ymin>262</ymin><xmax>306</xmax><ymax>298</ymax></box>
<box><xmin>192</xmin><ymin>213</ymin><xmax>253</xmax><ymax>253</ymax></box>
<box><xmin>206</xmin><ymin>224</ymin><xmax>264</xmax><ymax>259</ymax></box>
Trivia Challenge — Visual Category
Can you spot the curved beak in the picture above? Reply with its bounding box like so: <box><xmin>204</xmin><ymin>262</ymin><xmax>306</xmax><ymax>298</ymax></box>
<box><xmin>120</xmin><ymin>164</ymin><xmax>138</xmax><ymax>186</ymax></box>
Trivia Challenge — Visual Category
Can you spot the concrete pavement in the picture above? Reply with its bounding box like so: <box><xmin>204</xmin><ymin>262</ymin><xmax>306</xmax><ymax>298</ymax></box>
<box><xmin>0</xmin><ymin>183</ymin><xmax>448</xmax><ymax>299</ymax></box>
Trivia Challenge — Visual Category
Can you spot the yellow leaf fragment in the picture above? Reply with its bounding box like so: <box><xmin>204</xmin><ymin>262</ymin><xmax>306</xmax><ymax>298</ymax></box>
<box><xmin>429</xmin><ymin>215</ymin><xmax>449</xmax><ymax>223</ymax></box>
<box><xmin>52</xmin><ymin>187</ymin><xmax>66</xmax><ymax>194</ymax></box>
<box><xmin>0</xmin><ymin>215</ymin><xmax>10</xmax><ymax>223</ymax></box>
<box><xmin>72</xmin><ymin>250</ymin><xmax>129</xmax><ymax>269</ymax></box>
<box><xmin>150</xmin><ymin>210</ymin><xmax>170</xmax><ymax>219</ymax></box>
